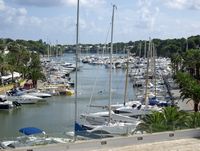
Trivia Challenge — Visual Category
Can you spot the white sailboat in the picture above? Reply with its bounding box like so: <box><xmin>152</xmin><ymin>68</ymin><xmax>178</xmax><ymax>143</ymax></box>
<box><xmin>113</xmin><ymin>39</ymin><xmax>163</xmax><ymax>116</ymax></box>
<box><xmin>74</xmin><ymin>4</ymin><xmax>140</xmax><ymax>139</ymax></box>
<box><xmin>80</xmin><ymin>50</ymin><xmax>140</xmax><ymax>125</ymax></box>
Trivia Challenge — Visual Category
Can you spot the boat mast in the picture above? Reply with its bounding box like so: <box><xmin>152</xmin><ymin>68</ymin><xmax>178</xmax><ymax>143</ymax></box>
<box><xmin>74</xmin><ymin>0</ymin><xmax>80</xmax><ymax>141</ymax></box>
<box><xmin>123</xmin><ymin>49</ymin><xmax>129</xmax><ymax>106</ymax></box>
<box><xmin>153</xmin><ymin>43</ymin><xmax>157</xmax><ymax>98</ymax></box>
<box><xmin>144</xmin><ymin>40</ymin><xmax>146</xmax><ymax>58</ymax></box>
<box><xmin>108</xmin><ymin>4</ymin><xmax>116</xmax><ymax>124</ymax></box>
<box><xmin>144</xmin><ymin>38</ymin><xmax>151</xmax><ymax>109</ymax></box>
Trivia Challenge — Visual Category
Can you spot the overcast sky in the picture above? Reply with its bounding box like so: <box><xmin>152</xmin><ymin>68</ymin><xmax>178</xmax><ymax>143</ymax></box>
<box><xmin>0</xmin><ymin>0</ymin><xmax>200</xmax><ymax>44</ymax></box>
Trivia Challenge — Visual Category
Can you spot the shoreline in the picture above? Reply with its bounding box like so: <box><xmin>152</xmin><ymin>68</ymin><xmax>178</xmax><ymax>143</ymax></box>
<box><xmin>0</xmin><ymin>80</ymin><xmax>26</xmax><ymax>95</ymax></box>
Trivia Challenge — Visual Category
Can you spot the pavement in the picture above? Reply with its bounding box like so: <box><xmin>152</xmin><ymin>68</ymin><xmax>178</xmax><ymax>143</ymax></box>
<box><xmin>97</xmin><ymin>138</ymin><xmax>200</xmax><ymax>151</ymax></box>
<box><xmin>171</xmin><ymin>89</ymin><xmax>194</xmax><ymax>111</ymax></box>
<box><xmin>4</xmin><ymin>138</ymin><xmax>200</xmax><ymax>151</ymax></box>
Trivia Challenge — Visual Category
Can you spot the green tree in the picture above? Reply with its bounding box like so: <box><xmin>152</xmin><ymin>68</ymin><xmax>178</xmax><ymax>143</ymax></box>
<box><xmin>182</xmin><ymin>49</ymin><xmax>200</xmax><ymax>79</ymax></box>
<box><xmin>186</xmin><ymin>112</ymin><xmax>200</xmax><ymax>128</ymax></box>
<box><xmin>28</xmin><ymin>52</ymin><xmax>44</xmax><ymax>88</ymax></box>
<box><xmin>137</xmin><ymin>111</ymin><xmax>166</xmax><ymax>133</ymax></box>
<box><xmin>176</xmin><ymin>72</ymin><xmax>200</xmax><ymax>112</ymax></box>
<box><xmin>171</xmin><ymin>53</ymin><xmax>182</xmax><ymax>75</ymax></box>
<box><xmin>163</xmin><ymin>107</ymin><xmax>186</xmax><ymax>130</ymax></box>
<box><xmin>137</xmin><ymin>107</ymin><xmax>187</xmax><ymax>133</ymax></box>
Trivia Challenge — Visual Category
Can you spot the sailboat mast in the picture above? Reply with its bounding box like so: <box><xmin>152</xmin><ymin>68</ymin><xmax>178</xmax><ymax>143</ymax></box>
<box><xmin>144</xmin><ymin>40</ymin><xmax>146</xmax><ymax>58</ymax></box>
<box><xmin>74</xmin><ymin>0</ymin><xmax>80</xmax><ymax>141</ymax></box>
<box><xmin>108</xmin><ymin>4</ymin><xmax>116</xmax><ymax>124</ymax></box>
<box><xmin>144</xmin><ymin>38</ymin><xmax>151</xmax><ymax>109</ymax></box>
<box><xmin>153</xmin><ymin>43</ymin><xmax>157</xmax><ymax>97</ymax></box>
<box><xmin>47</xmin><ymin>44</ymin><xmax>50</xmax><ymax>59</ymax></box>
<box><xmin>123</xmin><ymin>49</ymin><xmax>129</xmax><ymax>106</ymax></box>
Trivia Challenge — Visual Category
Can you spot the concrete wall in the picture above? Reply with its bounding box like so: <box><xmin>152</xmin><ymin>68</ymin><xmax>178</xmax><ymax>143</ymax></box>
<box><xmin>8</xmin><ymin>128</ymin><xmax>200</xmax><ymax>151</ymax></box>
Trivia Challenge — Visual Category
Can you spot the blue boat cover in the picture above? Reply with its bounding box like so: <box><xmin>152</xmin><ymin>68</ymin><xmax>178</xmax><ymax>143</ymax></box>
<box><xmin>19</xmin><ymin>127</ymin><xmax>44</xmax><ymax>135</ymax></box>
<box><xmin>75</xmin><ymin>121</ymin><xmax>87</xmax><ymax>132</ymax></box>
<box><xmin>74</xmin><ymin>122</ymin><xmax>102</xmax><ymax>139</ymax></box>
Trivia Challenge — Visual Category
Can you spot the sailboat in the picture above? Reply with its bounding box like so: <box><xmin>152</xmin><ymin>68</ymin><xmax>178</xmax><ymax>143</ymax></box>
<box><xmin>80</xmin><ymin>50</ymin><xmax>140</xmax><ymax>125</ymax></box>
<box><xmin>112</xmin><ymin>40</ymin><xmax>163</xmax><ymax>116</ymax></box>
<box><xmin>73</xmin><ymin>4</ymin><xmax>140</xmax><ymax>139</ymax></box>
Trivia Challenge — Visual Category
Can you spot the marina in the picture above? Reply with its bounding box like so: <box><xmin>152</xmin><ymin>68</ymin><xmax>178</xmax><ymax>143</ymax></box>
<box><xmin>0</xmin><ymin>51</ymin><xmax>197</xmax><ymax>149</ymax></box>
<box><xmin>0</xmin><ymin>53</ymin><xmax>137</xmax><ymax>140</ymax></box>
<box><xmin>1</xmin><ymin>0</ymin><xmax>200</xmax><ymax>150</ymax></box>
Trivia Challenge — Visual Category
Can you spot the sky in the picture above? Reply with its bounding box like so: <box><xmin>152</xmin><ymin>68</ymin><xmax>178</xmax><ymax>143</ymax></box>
<box><xmin>0</xmin><ymin>0</ymin><xmax>200</xmax><ymax>44</ymax></box>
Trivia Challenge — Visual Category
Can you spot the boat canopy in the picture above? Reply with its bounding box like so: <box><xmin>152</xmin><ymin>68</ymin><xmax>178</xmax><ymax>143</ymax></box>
<box><xmin>19</xmin><ymin>127</ymin><xmax>45</xmax><ymax>135</ymax></box>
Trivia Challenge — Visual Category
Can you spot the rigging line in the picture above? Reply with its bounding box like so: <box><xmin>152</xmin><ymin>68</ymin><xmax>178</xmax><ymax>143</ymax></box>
<box><xmin>102</xmin><ymin>22</ymin><xmax>111</xmax><ymax>55</ymax></box>
<box><xmin>85</xmin><ymin>27</ymin><xmax>111</xmax><ymax>115</ymax></box>
<box><xmin>87</xmin><ymin>65</ymin><xmax>100</xmax><ymax>112</ymax></box>
<box><xmin>105</xmin><ymin>23</ymin><xmax>111</xmax><ymax>44</ymax></box>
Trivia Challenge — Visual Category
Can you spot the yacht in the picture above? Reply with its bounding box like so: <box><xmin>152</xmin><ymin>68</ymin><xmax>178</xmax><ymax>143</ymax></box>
<box><xmin>0</xmin><ymin>97</ymin><xmax>14</xmax><ymax>109</ymax></box>
<box><xmin>24</xmin><ymin>89</ymin><xmax>52</xmax><ymax>98</ymax></box>
<box><xmin>0</xmin><ymin>96</ymin><xmax>21</xmax><ymax>109</ymax></box>
<box><xmin>2</xmin><ymin>90</ymin><xmax>42</xmax><ymax>104</ymax></box>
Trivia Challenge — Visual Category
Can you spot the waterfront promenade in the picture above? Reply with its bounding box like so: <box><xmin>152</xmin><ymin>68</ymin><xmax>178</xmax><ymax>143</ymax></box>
<box><xmin>4</xmin><ymin>138</ymin><xmax>200</xmax><ymax>151</ymax></box>
<box><xmin>3</xmin><ymin>128</ymin><xmax>200</xmax><ymax>151</ymax></box>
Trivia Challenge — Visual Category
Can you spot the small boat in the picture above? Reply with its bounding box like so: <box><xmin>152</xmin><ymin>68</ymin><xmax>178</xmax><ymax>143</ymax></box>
<box><xmin>3</xmin><ymin>89</ymin><xmax>42</xmax><ymax>104</ymax></box>
<box><xmin>40</xmin><ymin>84</ymin><xmax>74</xmax><ymax>96</ymax></box>
<box><xmin>0</xmin><ymin>127</ymin><xmax>70</xmax><ymax>149</ymax></box>
<box><xmin>0</xmin><ymin>96</ymin><xmax>21</xmax><ymax>109</ymax></box>
<box><xmin>25</xmin><ymin>89</ymin><xmax>52</xmax><ymax>98</ymax></box>
<box><xmin>0</xmin><ymin>97</ymin><xmax>14</xmax><ymax>109</ymax></box>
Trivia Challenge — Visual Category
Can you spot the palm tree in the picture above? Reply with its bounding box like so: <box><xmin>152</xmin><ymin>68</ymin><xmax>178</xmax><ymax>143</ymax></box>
<box><xmin>163</xmin><ymin>107</ymin><xmax>187</xmax><ymax>130</ymax></box>
<box><xmin>176</xmin><ymin>72</ymin><xmax>200</xmax><ymax>112</ymax></box>
<box><xmin>137</xmin><ymin>111</ymin><xmax>166</xmax><ymax>133</ymax></box>
<box><xmin>137</xmin><ymin>107</ymin><xmax>187</xmax><ymax>133</ymax></box>
<box><xmin>182</xmin><ymin>49</ymin><xmax>200</xmax><ymax>79</ymax></box>
<box><xmin>6</xmin><ymin>51</ymin><xmax>18</xmax><ymax>82</ymax></box>
<box><xmin>171</xmin><ymin>53</ymin><xmax>183</xmax><ymax>75</ymax></box>
<box><xmin>17</xmin><ymin>48</ymin><xmax>31</xmax><ymax>78</ymax></box>
<box><xmin>186</xmin><ymin>112</ymin><xmax>200</xmax><ymax>128</ymax></box>
<box><xmin>28</xmin><ymin>52</ymin><xmax>44</xmax><ymax>88</ymax></box>
<box><xmin>0</xmin><ymin>52</ymin><xmax>5</xmax><ymax>76</ymax></box>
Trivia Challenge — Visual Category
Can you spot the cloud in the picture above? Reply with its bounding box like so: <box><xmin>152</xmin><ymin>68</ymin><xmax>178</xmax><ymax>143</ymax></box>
<box><xmin>165</xmin><ymin>0</ymin><xmax>200</xmax><ymax>10</ymax></box>
<box><xmin>0</xmin><ymin>0</ymin><xmax>5</xmax><ymax>11</ymax></box>
<box><xmin>13</xmin><ymin>0</ymin><xmax>62</xmax><ymax>7</ymax></box>
<box><xmin>135</xmin><ymin>0</ymin><xmax>159</xmax><ymax>30</ymax></box>
<box><xmin>12</xmin><ymin>0</ymin><xmax>106</xmax><ymax>8</ymax></box>
<box><xmin>0</xmin><ymin>0</ymin><xmax>109</xmax><ymax>44</ymax></box>
<box><xmin>0</xmin><ymin>0</ymin><xmax>42</xmax><ymax>29</ymax></box>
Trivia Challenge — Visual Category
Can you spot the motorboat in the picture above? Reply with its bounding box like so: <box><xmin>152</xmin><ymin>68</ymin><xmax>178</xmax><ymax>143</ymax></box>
<box><xmin>3</xmin><ymin>89</ymin><xmax>42</xmax><ymax>104</ymax></box>
<box><xmin>0</xmin><ymin>97</ymin><xmax>14</xmax><ymax>109</ymax></box>
<box><xmin>24</xmin><ymin>89</ymin><xmax>52</xmax><ymax>98</ymax></box>
<box><xmin>0</xmin><ymin>127</ymin><xmax>70</xmax><ymax>149</ymax></box>
<box><xmin>0</xmin><ymin>96</ymin><xmax>21</xmax><ymax>109</ymax></box>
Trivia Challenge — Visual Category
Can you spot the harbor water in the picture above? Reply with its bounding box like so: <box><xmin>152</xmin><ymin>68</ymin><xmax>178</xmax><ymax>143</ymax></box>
<box><xmin>0</xmin><ymin>53</ymin><xmax>136</xmax><ymax>139</ymax></box>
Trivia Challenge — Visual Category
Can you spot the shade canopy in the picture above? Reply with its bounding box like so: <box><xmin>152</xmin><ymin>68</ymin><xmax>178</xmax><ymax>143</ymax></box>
<box><xmin>19</xmin><ymin>127</ymin><xmax>44</xmax><ymax>135</ymax></box>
